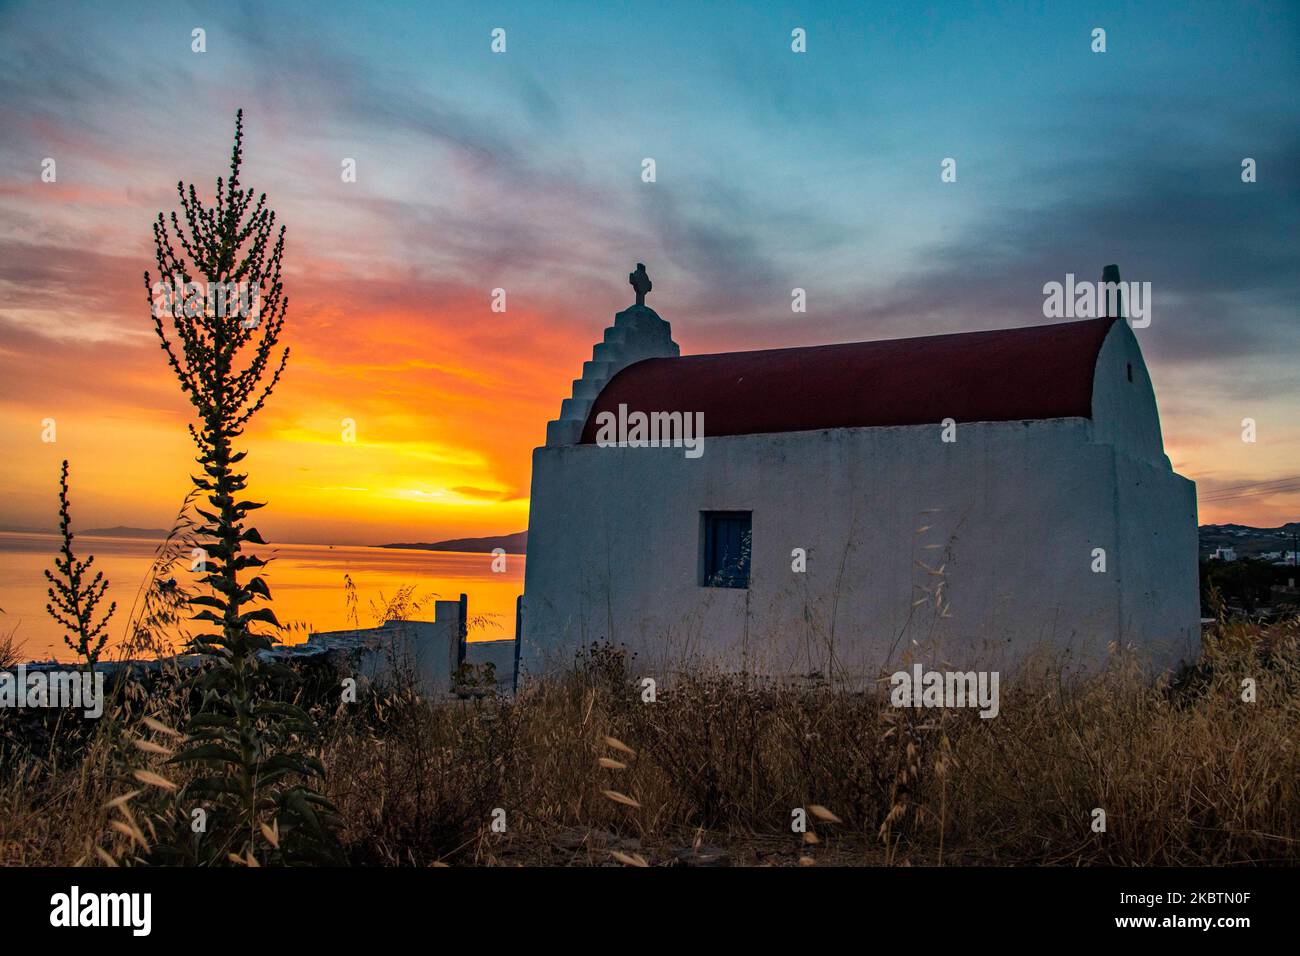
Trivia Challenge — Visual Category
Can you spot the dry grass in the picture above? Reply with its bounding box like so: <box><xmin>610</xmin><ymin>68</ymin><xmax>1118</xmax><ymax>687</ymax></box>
<box><xmin>0</xmin><ymin>625</ymin><xmax>18</xmax><ymax>671</ymax></box>
<box><xmin>3</xmin><ymin>619</ymin><xmax>1299</xmax><ymax>866</ymax></box>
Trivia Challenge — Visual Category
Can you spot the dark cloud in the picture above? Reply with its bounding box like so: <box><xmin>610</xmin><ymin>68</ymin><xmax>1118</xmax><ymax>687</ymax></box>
<box><xmin>3</xmin><ymin>2</ymin><xmax>1296</xmax><ymax>380</ymax></box>
<box><xmin>744</xmin><ymin>124</ymin><xmax>1300</xmax><ymax>371</ymax></box>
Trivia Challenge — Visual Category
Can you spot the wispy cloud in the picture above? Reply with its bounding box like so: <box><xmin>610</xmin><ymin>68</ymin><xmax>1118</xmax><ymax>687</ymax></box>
<box><xmin>1</xmin><ymin>0</ymin><xmax>1297</xmax><ymax>536</ymax></box>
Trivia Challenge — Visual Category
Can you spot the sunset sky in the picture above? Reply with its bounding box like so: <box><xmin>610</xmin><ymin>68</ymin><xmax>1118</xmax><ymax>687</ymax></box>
<box><xmin>1</xmin><ymin>0</ymin><xmax>1297</xmax><ymax>545</ymax></box>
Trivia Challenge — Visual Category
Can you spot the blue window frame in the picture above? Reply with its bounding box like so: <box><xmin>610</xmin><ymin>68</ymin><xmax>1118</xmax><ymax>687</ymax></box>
<box><xmin>701</xmin><ymin>511</ymin><xmax>751</xmax><ymax>588</ymax></box>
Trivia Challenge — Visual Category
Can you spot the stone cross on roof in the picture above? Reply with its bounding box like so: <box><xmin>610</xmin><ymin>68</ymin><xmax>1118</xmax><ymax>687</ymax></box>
<box><xmin>629</xmin><ymin>263</ymin><xmax>652</xmax><ymax>306</ymax></box>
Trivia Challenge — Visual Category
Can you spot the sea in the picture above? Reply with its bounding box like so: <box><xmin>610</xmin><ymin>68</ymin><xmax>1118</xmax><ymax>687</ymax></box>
<box><xmin>0</xmin><ymin>531</ymin><xmax>523</xmax><ymax>663</ymax></box>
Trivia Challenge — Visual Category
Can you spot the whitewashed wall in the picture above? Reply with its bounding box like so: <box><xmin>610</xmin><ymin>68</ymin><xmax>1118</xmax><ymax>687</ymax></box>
<box><xmin>465</xmin><ymin>639</ymin><xmax>518</xmax><ymax>694</ymax></box>
<box><xmin>307</xmin><ymin>598</ymin><xmax>464</xmax><ymax>696</ymax></box>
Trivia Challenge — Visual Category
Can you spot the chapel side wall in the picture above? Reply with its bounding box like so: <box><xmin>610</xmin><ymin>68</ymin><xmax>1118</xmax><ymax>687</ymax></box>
<box><xmin>1091</xmin><ymin>319</ymin><xmax>1200</xmax><ymax>670</ymax></box>
<box><xmin>1113</xmin><ymin>453</ymin><xmax>1201</xmax><ymax>670</ymax></box>
<box><xmin>522</xmin><ymin>420</ymin><xmax>1123</xmax><ymax>682</ymax></box>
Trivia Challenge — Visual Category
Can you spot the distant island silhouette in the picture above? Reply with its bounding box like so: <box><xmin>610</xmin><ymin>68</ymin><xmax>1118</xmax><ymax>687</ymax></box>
<box><xmin>81</xmin><ymin>525</ymin><xmax>171</xmax><ymax>539</ymax></box>
<box><xmin>378</xmin><ymin>530</ymin><xmax>527</xmax><ymax>554</ymax></box>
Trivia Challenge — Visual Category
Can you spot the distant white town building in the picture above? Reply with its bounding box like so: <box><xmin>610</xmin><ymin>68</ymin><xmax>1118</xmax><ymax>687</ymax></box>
<box><xmin>522</xmin><ymin>266</ymin><xmax>1201</xmax><ymax>682</ymax></box>
<box><xmin>1210</xmin><ymin>547</ymin><xmax>1238</xmax><ymax>561</ymax></box>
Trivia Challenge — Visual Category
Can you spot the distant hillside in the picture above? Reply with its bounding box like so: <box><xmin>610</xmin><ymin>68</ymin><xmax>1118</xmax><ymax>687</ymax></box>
<box><xmin>1200</xmin><ymin>522</ymin><xmax>1300</xmax><ymax>558</ymax></box>
<box><xmin>379</xmin><ymin>530</ymin><xmax>527</xmax><ymax>554</ymax></box>
<box><xmin>82</xmin><ymin>526</ymin><xmax>170</xmax><ymax>539</ymax></box>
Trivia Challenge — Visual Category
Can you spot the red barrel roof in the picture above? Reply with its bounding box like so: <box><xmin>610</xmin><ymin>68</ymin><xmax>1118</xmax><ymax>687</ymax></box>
<box><xmin>580</xmin><ymin>316</ymin><xmax>1118</xmax><ymax>442</ymax></box>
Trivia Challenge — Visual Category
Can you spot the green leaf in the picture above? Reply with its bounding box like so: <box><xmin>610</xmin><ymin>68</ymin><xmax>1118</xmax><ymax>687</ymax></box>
<box><xmin>240</xmin><ymin>607</ymin><xmax>281</xmax><ymax>627</ymax></box>
<box><xmin>172</xmin><ymin>743</ymin><xmax>243</xmax><ymax>764</ymax></box>
<box><xmin>261</xmin><ymin>661</ymin><xmax>298</xmax><ymax>681</ymax></box>
<box><xmin>285</xmin><ymin>789</ymin><xmax>323</xmax><ymax>835</ymax></box>
<box><xmin>252</xmin><ymin>701</ymin><xmax>309</xmax><ymax>720</ymax></box>
<box><xmin>184</xmin><ymin>776</ymin><xmax>245</xmax><ymax>797</ymax></box>
<box><xmin>245</xmin><ymin>632</ymin><xmax>275</xmax><ymax>652</ymax></box>
<box><xmin>188</xmin><ymin>712</ymin><xmax>237</xmax><ymax>729</ymax></box>
<box><xmin>244</xmin><ymin>576</ymin><xmax>272</xmax><ymax>599</ymax></box>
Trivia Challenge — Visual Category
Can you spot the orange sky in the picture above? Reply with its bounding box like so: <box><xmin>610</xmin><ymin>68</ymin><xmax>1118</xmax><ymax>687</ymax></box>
<box><xmin>0</xmin><ymin>269</ymin><xmax>576</xmax><ymax>544</ymax></box>
<box><xmin>1</xmin><ymin>260</ymin><xmax>1294</xmax><ymax>545</ymax></box>
<box><xmin>1</xmin><ymin>4</ymin><xmax>1297</xmax><ymax>543</ymax></box>
<box><xmin>0</xmin><ymin>154</ymin><xmax>1296</xmax><ymax>543</ymax></box>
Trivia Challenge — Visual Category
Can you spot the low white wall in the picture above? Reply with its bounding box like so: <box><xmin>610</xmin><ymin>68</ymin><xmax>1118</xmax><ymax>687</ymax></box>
<box><xmin>307</xmin><ymin>598</ymin><xmax>465</xmax><ymax>696</ymax></box>
<box><xmin>304</xmin><ymin>601</ymin><xmax>523</xmax><ymax>696</ymax></box>
<box><xmin>1115</xmin><ymin>453</ymin><xmax>1200</xmax><ymax>658</ymax></box>
<box><xmin>466</xmin><ymin>639</ymin><xmax>517</xmax><ymax>694</ymax></box>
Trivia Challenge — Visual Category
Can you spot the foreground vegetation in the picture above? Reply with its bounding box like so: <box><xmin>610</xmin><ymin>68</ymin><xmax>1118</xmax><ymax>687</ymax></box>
<box><xmin>2</xmin><ymin>615</ymin><xmax>1298</xmax><ymax>867</ymax></box>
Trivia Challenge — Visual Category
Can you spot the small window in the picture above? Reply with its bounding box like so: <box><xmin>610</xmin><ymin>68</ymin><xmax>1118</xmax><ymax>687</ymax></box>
<box><xmin>701</xmin><ymin>511</ymin><xmax>751</xmax><ymax>588</ymax></box>
<box><xmin>1126</xmin><ymin>362</ymin><xmax>1133</xmax><ymax>382</ymax></box>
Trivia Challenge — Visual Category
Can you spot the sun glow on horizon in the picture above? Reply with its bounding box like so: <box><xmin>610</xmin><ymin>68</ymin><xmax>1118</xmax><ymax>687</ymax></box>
<box><xmin>0</xmin><ymin>1</ymin><xmax>1296</xmax><ymax>540</ymax></box>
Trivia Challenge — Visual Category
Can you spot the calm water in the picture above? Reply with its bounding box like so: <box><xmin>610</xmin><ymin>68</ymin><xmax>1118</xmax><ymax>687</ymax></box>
<box><xmin>0</xmin><ymin>532</ymin><xmax>523</xmax><ymax>662</ymax></box>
